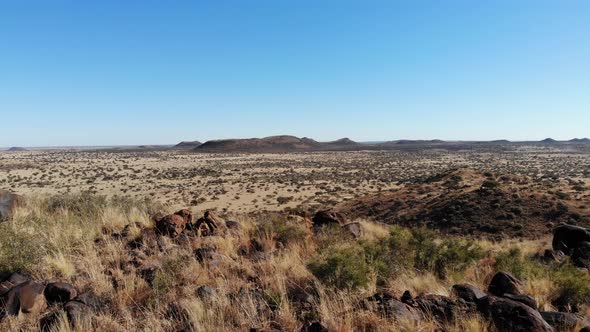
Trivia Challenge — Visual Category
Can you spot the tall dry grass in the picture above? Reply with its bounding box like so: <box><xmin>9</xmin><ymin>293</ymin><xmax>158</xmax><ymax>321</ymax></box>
<box><xmin>0</xmin><ymin>193</ymin><xmax>585</xmax><ymax>331</ymax></box>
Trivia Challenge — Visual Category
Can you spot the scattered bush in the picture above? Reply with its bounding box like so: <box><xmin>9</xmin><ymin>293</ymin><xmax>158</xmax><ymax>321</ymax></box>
<box><xmin>255</xmin><ymin>216</ymin><xmax>309</xmax><ymax>247</ymax></box>
<box><xmin>0</xmin><ymin>223</ymin><xmax>44</xmax><ymax>274</ymax></box>
<box><xmin>152</xmin><ymin>257</ymin><xmax>185</xmax><ymax>295</ymax></box>
<box><xmin>551</xmin><ymin>263</ymin><xmax>590</xmax><ymax>311</ymax></box>
<box><xmin>307</xmin><ymin>244</ymin><xmax>371</xmax><ymax>289</ymax></box>
<box><xmin>410</xmin><ymin>228</ymin><xmax>484</xmax><ymax>279</ymax></box>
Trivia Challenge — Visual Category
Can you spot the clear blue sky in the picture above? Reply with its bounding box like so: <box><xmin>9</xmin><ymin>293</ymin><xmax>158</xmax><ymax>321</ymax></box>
<box><xmin>1</xmin><ymin>0</ymin><xmax>589</xmax><ymax>146</ymax></box>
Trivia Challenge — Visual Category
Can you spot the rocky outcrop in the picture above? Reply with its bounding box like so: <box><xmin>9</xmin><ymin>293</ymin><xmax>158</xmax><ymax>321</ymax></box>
<box><xmin>193</xmin><ymin>211</ymin><xmax>223</xmax><ymax>236</ymax></box>
<box><xmin>488</xmin><ymin>272</ymin><xmax>523</xmax><ymax>296</ymax></box>
<box><xmin>365</xmin><ymin>292</ymin><xmax>419</xmax><ymax>321</ymax></box>
<box><xmin>0</xmin><ymin>281</ymin><xmax>46</xmax><ymax>318</ymax></box>
<box><xmin>312</xmin><ymin>209</ymin><xmax>346</xmax><ymax>229</ymax></box>
<box><xmin>44</xmin><ymin>282</ymin><xmax>78</xmax><ymax>304</ymax></box>
<box><xmin>154</xmin><ymin>209</ymin><xmax>193</xmax><ymax>238</ymax></box>
<box><xmin>553</xmin><ymin>225</ymin><xmax>590</xmax><ymax>255</ymax></box>
<box><xmin>451</xmin><ymin>284</ymin><xmax>486</xmax><ymax>304</ymax></box>
<box><xmin>478</xmin><ymin>296</ymin><xmax>554</xmax><ymax>332</ymax></box>
<box><xmin>540</xmin><ymin>311</ymin><xmax>590</xmax><ymax>331</ymax></box>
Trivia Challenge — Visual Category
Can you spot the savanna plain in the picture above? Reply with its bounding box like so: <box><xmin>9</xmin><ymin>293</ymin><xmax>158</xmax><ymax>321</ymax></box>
<box><xmin>1</xmin><ymin>144</ymin><xmax>590</xmax><ymax>331</ymax></box>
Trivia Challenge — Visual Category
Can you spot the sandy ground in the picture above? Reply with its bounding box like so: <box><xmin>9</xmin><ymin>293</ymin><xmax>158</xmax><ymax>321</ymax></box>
<box><xmin>1</xmin><ymin>149</ymin><xmax>589</xmax><ymax>213</ymax></box>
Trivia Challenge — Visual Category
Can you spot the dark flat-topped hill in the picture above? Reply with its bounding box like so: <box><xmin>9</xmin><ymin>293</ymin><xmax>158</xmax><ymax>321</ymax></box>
<box><xmin>195</xmin><ymin>135</ymin><xmax>361</xmax><ymax>153</ymax></box>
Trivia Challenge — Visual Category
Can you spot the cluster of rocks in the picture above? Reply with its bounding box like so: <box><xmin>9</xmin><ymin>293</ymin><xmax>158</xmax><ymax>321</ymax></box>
<box><xmin>312</xmin><ymin>209</ymin><xmax>363</xmax><ymax>238</ymax></box>
<box><xmin>0</xmin><ymin>273</ymin><xmax>94</xmax><ymax>330</ymax></box>
<box><xmin>365</xmin><ymin>271</ymin><xmax>589</xmax><ymax>332</ymax></box>
<box><xmin>153</xmin><ymin>209</ymin><xmax>233</xmax><ymax>238</ymax></box>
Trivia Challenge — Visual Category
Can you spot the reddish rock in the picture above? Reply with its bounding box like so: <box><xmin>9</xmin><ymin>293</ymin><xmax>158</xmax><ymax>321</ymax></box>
<box><xmin>0</xmin><ymin>273</ymin><xmax>29</xmax><ymax>297</ymax></box>
<box><xmin>193</xmin><ymin>211</ymin><xmax>222</xmax><ymax>236</ymax></box>
<box><xmin>0</xmin><ymin>281</ymin><xmax>46</xmax><ymax>318</ymax></box>
<box><xmin>175</xmin><ymin>209</ymin><xmax>194</xmax><ymax>224</ymax></box>
<box><xmin>155</xmin><ymin>209</ymin><xmax>193</xmax><ymax>238</ymax></box>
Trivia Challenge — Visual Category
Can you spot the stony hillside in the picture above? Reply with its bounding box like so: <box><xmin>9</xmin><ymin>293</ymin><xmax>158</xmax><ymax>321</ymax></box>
<box><xmin>340</xmin><ymin>168</ymin><xmax>590</xmax><ymax>239</ymax></box>
<box><xmin>1</xmin><ymin>185</ymin><xmax>590</xmax><ymax>331</ymax></box>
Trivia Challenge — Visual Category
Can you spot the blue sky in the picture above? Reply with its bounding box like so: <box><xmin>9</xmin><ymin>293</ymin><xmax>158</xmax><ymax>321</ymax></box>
<box><xmin>1</xmin><ymin>0</ymin><xmax>589</xmax><ymax>146</ymax></box>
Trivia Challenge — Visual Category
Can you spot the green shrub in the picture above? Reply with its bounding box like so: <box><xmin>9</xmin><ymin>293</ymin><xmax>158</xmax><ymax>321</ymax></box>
<box><xmin>411</xmin><ymin>228</ymin><xmax>484</xmax><ymax>279</ymax></box>
<box><xmin>152</xmin><ymin>257</ymin><xmax>185</xmax><ymax>294</ymax></box>
<box><xmin>307</xmin><ymin>245</ymin><xmax>371</xmax><ymax>289</ymax></box>
<box><xmin>481</xmin><ymin>180</ymin><xmax>499</xmax><ymax>190</ymax></box>
<box><xmin>551</xmin><ymin>262</ymin><xmax>590</xmax><ymax>310</ymax></box>
<box><xmin>494</xmin><ymin>248</ymin><xmax>545</xmax><ymax>279</ymax></box>
<box><xmin>361</xmin><ymin>225</ymin><xmax>413</xmax><ymax>285</ymax></box>
<box><xmin>0</xmin><ymin>223</ymin><xmax>44</xmax><ymax>274</ymax></box>
<box><xmin>255</xmin><ymin>216</ymin><xmax>309</xmax><ymax>247</ymax></box>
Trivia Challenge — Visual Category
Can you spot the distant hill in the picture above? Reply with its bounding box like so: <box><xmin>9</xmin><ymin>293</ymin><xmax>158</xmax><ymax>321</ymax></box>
<box><xmin>8</xmin><ymin>147</ymin><xmax>27</xmax><ymax>151</ymax></box>
<box><xmin>174</xmin><ymin>141</ymin><xmax>202</xmax><ymax>149</ymax></box>
<box><xmin>379</xmin><ymin>139</ymin><xmax>445</xmax><ymax>145</ymax></box>
<box><xmin>570</xmin><ymin>138</ymin><xmax>590</xmax><ymax>143</ymax></box>
<box><xmin>195</xmin><ymin>135</ymin><xmax>321</xmax><ymax>153</ymax></box>
<box><xmin>540</xmin><ymin>138</ymin><xmax>557</xmax><ymax>143</ymax></box>
<box><xmin>324</xmin><ymin>138</ymin><xmax>359</xmax><ymax>146</ymax></box>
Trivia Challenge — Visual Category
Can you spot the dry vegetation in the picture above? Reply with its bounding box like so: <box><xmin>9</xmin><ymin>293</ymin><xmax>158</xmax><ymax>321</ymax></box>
<box><xmin>1</xmin><ymin>147</ymin><xmax>590</xmax><ymax>331</ymax></box>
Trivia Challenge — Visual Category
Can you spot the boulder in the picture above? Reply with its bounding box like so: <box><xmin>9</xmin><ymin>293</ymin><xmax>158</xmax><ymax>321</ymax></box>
<box><xmin>155</xmin><ymin>214</ymin><xmax>185</xmax><ymax>237</ymax></box>
<box><xmin>451</xmin><ymin>284</ymin><xmax>486</xmax><ymax>304</ymax></box>
<box><xmin>488</xmin><ymin>272</ymin><xmax>523</xmax><ymax>296</ymax></box>
<box><xmin>0</xmin><ymin>272</ymin><xmax>29</xmax><ymax>297</ymax></box>
<box><xmin>553</xmin><ymin>225</ymin><xmax>590</xmax><ymax>255</ymax></box>
<box><xmin>502</xmin><ymin>293</ymin><xmax>538</xmax><ymax>310</ymax></box>
<box><xmin>0</xmin><ymin>190</ymin><xmax>21</xmax><ymax>221</ymax></box>
<box><xmin>342</xmin><ymin>222</ymin><xmax>363</xmax><ymax>238</ymax></box>
<box><xmin>73</xmin><ymin>291</ymin><xmax>101</xmax><ymax>310</ymax></box>
<box><xmin>366</xmin><ymin>292</ymin><xmax>419</xmax><ymax>321</ymax></box>
<box><xmin>401</xmin><ymin>290</ymin><xmax>414</xmax><ymax>305</ymax></box>
<box><xmin>413</xmin><ymin>294</ymin><xmax>464</xmax><ymax>322</ymax></box>
<box><xmin>174</xmin><ymin>209</ymin><xmax>194</xmax><ymax>224</ymax></box>
<box><xmin>193</xmin><ymin>211</ymin><xmax>222</xmax><ymax>236</ymax></box>
<box><xmin>0</xmin><ymin>281</ymin><xmax>46</xmax><ymax>318</ymax></box>
<box><xmin>44</xmin><ymin>282</ymin><xmax>78</xmax><ymax>304</ymax></box>
<box><xmin>312</xmin><ymin>209</ymin><xmax>346</xmax><ymax>229</ymax></box>
<box><xmin>478</xmin><ymin>296</ymin><xmax>554</xmax><ymax>332</ymax></box>
<box><xmin>64</xmin><ymin>300</ymin><xmax>90</xmax><ymax>328</ymax></box>
<box><xmin>541</xmin><ymin>311</ymin><xmax>590</xmax><ymax>331</ymax></box>
<box><xmin>571</xmin><ymin>241</ymin><xmax>590</xmax><ymax>269</ymax></box>
<box><xmin>301</xmin><ymin>322</ymin><xmax>328</xmax><ymax>332</ymax></box>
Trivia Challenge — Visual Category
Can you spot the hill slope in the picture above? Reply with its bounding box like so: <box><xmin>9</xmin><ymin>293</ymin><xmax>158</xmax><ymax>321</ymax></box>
<box><xmin>339</xmin><ymin>168</ymin><xmax>590</xmax><ymax>239</ymax></box>
<box><xmin>194</xmin><ymin>135</ymin><xmax>358</xmax><ymax>153</ymax></box>
<box><xmin>174</xmin><ymin>141</ymin><xmax>202</xmax><ymax>149</ymax></box>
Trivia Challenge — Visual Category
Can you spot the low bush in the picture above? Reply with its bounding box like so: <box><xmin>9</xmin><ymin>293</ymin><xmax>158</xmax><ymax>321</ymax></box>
<box><xmin>255</xmin><ymin>216</ymin><xmax>309</xmax><ymax>247</ymax></box>
<box><xmin>0</xmin><ymin>223</ymin><xmax>44</xmax><ymax>274</ymax></box>
<box><xmin>410</xmin><ymin>228</ymin><xmax>484</xmax><ymax>279</ymax></box>
<box><xmin>307</xmin><ymin>244</ymin><xmax>372</xmax><ymax>289</ymax></box>
<box><xmin>551</xmin><ymin>262</ymin><xmax>590</xmax><ymax>311</ymax></box>
<box><xmin>152</xmin><ymin>257</ymin><xmax>185</xmax><ymax>295</ymax></box>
